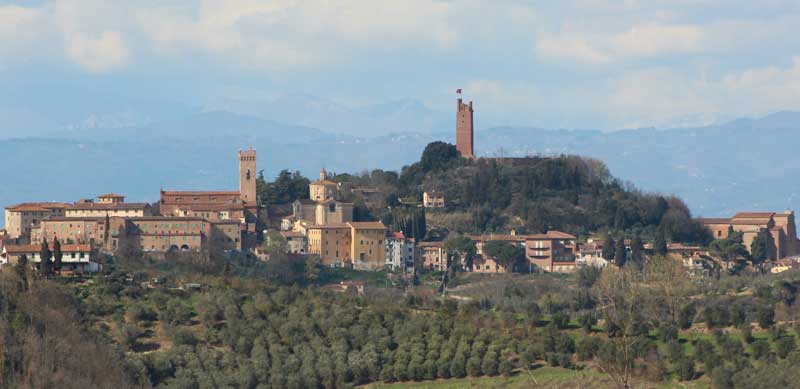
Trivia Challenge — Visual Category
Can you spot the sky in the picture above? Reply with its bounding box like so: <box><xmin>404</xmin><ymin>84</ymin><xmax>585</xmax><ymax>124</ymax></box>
<box><xmin>2</xmin><ymin>0</ymin><xmax>800</xmax><ymax>131</ymax></box>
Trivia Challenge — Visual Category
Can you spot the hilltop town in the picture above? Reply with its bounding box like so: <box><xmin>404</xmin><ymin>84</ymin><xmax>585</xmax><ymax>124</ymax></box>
<box><xmin>3</xmin><ymin>93</ymin><xmax>800</xmax><ymax>389</ymax></box>
<box><xmin>2</xmin><ymin>93</ymin><xmax>799</xmax><ymax>280</ymax></box>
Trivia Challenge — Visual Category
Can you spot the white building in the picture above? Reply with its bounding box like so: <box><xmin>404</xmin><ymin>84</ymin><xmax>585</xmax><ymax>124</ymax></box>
<box><xmin>386</xmin><ymin>232</ymin><xmax>416</xmax><ymax>272</ymax></box>
<box><xmin>1</xmin><ymin>243</ymin><xmax>102</xmax><ymax>273</ymax></box>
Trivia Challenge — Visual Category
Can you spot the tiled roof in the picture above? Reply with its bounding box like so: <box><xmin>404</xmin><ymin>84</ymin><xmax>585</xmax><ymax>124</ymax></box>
<box><xmin>68</xmin><ymin>202</ymin><xmax>150</xmax><ymax>211</ymax></box>
<box><xmin>348</xmin><ymin>222</ymin><xmax>387</xmax><ymax>230</ymax></box>
<box><xmin>4</xmin><ymin>243</ymin><xmax>91</xmax><ymax>254</ymax></box>
<box><xmin>527</xmin><ymin>231</ymin><xmax>577</xmax><ymax>240</ymax></box>
<box><xmin>417</xmin><ymin>241</ymin><xmax>444</xmax><ymax>248</ymax></box>
<box><xmin>168</xmin><ymin>203</ymin><xmax>245</xmax><ymax>211</ymax></box>
<box><xmin>98</xmin><ymin>193</ymin><xmax>125</xmax><ymax>198</ymax></box>
<box><xmin>6</xmin><ymin>202</ymin><xmax>70</xmax><ymax>212</ymax></box>
<box><xmin>733</xmin><ymin>212</ymin><xmax>776</xmax><ymax>219</ymax></box>
<box><xmin>161</xmin><ymin>190</ymin><xmax>240</xmax><ymax>196</ymax></box>
<box><xmin>311</xmin><ymin>180</ymin><xmax>338</xmax><ymax>186</ymax></box>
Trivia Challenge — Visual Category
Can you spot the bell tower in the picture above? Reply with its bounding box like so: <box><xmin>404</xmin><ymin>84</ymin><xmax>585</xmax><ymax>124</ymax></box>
<box><xmin>238</xmin><ymin>148</ymin><xmax>257</xmax><ymax>204</ymax></box>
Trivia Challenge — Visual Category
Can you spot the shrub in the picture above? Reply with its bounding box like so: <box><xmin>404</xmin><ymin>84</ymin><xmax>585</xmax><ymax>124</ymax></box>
<box><xmin>757</xmin><ymin>306</ymin><xmax>775</xmax><ymax>329</ymax></box>
<box><xmin>173</xmin><ymin>329</ymin><xmax>198</xmax><ymax>346</ymax></box>
<box><xmin>576</xmin><ymin>337</ymin><xmax>601</xmax><ymax>361</ymax></box>
<box><xmin>751</xmin><ymin>340</ymin><xmax>770</xmax><ymax>360</ymax></box>
<box><xmin>675</xmin><ymin>356</ymin><xmax>696</xmax><ymax>381</ymax></box>
<box><xmin>776</xmin><ymin>336</ymin><xmax>796</xmax><ymax>359</ymax></box>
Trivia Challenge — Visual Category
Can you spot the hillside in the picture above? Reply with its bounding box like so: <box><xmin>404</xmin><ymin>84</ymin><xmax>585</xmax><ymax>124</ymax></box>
<box><xmin>2</xmin><ymin>111</ymin><xmax>800</xmax><ymax>226</ymax></box>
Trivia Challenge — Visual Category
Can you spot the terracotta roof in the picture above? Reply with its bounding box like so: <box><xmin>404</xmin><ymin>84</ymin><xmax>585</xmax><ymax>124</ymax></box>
<box><xmin>6</xmin><ymin>202</ymin><xmax>70</xmax><ymax>212</ymax></box>
<box><xmin>417</xmin><ymin>241</ymin><xmax>444</xmax><ymax>248</ymax></box>
<box><xmin>388</xmin><ymin>231</ymin><xmax>406</xmax><ymax>239</ymax></box>
<box><xmin>348</xmin><ymin>222</ymin><xmax>387</xmax><ymax>230</ymax></box>
<box><xmin>167</xmin><ymin>203</ymin><xmax>245</xmax><ymax>211</ymax></box>
<box><xmin>311</xmin><ymin>180</ymin><xmax>338</xmax><ymax>186</ymax></box>
<box><xmin>527</xmin><ymin>231</ymin><xmax>577</xmax><ymax>240</ymax></box>
<box><xmin>161</xmin><ymin>190</ymin><xmax>240</xmax><ymax>196</ymax></box>
<box><xmin>98</xmin><ymin>193</ymin><xmax>125</xmax><ymax>198</ymax></box>
<box><xmin>467</xmin><ymin>234</ymin><xmax>526</xmax><ymax>242</ymax></box>
<box><xmin>306</xmin><ymin>223</ymin><xmax>350</xmax><ymax>229</ymax></box>
<box><xmin>733</xmin><ymin>212</ymin><xmax>776</xmax><ymax>219</ymax></box>
<box><xmin>68</xmin><ymin>202</ymin><xmax>150</xmax><ymax>211</ymax></box>
<box><xmin>4</xmin><ymin>243</ymin><xmax>91</xmax><ymax>254</ymax></box>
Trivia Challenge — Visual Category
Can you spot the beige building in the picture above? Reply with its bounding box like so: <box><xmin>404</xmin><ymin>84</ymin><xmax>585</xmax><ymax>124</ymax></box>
<box><xmin>418</xmin><ymin>241</ymin><xmax>446</xmax><ymax>271</ymax></box>
<box><xmin>292</xmin><ymin>199</ymin><xmax>353</xmax><ymax>226</ymax></box>
<box><xmin>4</xmin><ymin>202</ymin><xmax>70</xmax><ymax>239</ymax></box>
<box><xmin>698</xmin><ymin>211</ymin><xmax>799</xmax><ymax>260</ymax></box>
<box><xmin>349</xmin><ymin>222</ymin><xmax>387</xmax><ymax>270</ymax></box>
<box><xmin>66</xmin><ymin>196</ymin><xmax>152</xmax><ymax>219</ymax></box>
<box><xmin>526</xmin><ymin>231</ymin><xmax>578</xmax><ymax>273</ymax></box>
<box><xmin>423</xmin><ymin>191</ymin><xmax>445</xmax><ymax>209</ymax></box>
<box><xmin>309</xmin><ymin>168</ymin><xmax>339</xmax><ymax>201</ymax></box>
<box><xmin>307</xmin><ymin>223</ymin><xmax>351</xmax><ymax>266</ymax></box>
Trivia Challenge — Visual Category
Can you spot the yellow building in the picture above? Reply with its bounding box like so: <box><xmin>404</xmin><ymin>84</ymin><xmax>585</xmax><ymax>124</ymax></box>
<box><xmin>306</xmin><ymin>223</ymin><xmax>351</xmax><ymax>266</ymax></box>
<box><xmin>305</xmin><ymin>221</ymin><xmax>388</xmax><ymax>270</ymax></box>
<box><xmin>309</xmin><ymin>168</ymin><xmax>339</xmax><ymax>201</ymax></box>
<box><xmin>349</xmin><ymin>222</ymin><xmax>387</xmax><ymax>271</ymax></box>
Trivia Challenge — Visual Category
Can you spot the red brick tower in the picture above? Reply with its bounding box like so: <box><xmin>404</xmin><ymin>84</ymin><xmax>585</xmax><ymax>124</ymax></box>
<box><xmin>456</xmin><ymin>93</ymin><xmax>474</xmax><ymax>158</ymax></box>
<box><xmin>238</xmin><ymin>148</ymin><xmax>257</xmax><ymax>204</ymax></box>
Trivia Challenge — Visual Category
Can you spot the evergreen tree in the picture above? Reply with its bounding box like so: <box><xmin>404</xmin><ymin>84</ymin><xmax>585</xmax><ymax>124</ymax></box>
<box><xmin>614</xmin><ymin>238</ymin><xmax>627</xmax><ymax>267</ymax></box>
<box><xmin>40</xmin><ymin>239</ymin><xmax>53</xmax><ymax>277</ymax></box>
<box><xmin>14</xmin><ymin>254</ymin><xmax>29</xmax><ymax>291</ymax></box>
<box><xmin>602</xmin><ymin>237</ymin><xmax>616</xmax><ymax>262</ymax></box>
<box><xmin>53</xmin><ymin>237</ymin><xmax>63</xmax><ymax>275</ymax></box>
<box><xmin>630</xmin><ymin>236</ymin><xmax>644</xmax><ymax>267</ymax></box>
<box><xmin>750</xmin><ymin>230</ymin><xmax>769</xmax><ymax>270</ymax></box>
<box><xmin>653</xmin><ymin>230</ymin><xmax>668</xmax><ymax>256</ymax></box>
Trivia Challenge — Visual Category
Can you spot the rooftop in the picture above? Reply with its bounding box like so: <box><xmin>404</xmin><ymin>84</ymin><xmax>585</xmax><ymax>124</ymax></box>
<box><xmin>348</xmin><ymin>221</ymin><xmax>387</xmax><ymax>230</ymax></box>
<box><xmin>161</xmin><ymin>190</ymin><xmax>240</xmax><ymax>196</ymax></box>
<box><xmin>4</xmin><ymin>243</ymin><xmax>91</xmax><ymax>254</ymax></box>
<box><xmin>68</xmin><ymin>202</ymin><xmax>150</xmax><ymax>211</ymax></box>
<box><xmin>98</xmin><ymin>193</ymin><xmax>125</xmax><ymax>198</ymax></box>
<box><xmin>733</xmin><ymin>212</ymin><xmax>776</xmax><ymax>219</ymax></box>
<box><xmin>527</xmin><ymin>231</ymin><xmax>577</xmax><ymax>240</ymax></box>
<box><xmin>6</xmin><ymin>202</ymin><xmax>71</xmax><ymax>212</ymax></box>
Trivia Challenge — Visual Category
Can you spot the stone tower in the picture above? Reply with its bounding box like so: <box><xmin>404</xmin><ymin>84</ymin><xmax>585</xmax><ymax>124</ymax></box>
<box><xmin>456</xmin><ymin>96</ymin><xmax>474</xmax><ymax>158</ymax></box>
<box><xmin>238</xmin><ymin>148</ymin><xmax>257</xmax><ymax>204</ymax></box>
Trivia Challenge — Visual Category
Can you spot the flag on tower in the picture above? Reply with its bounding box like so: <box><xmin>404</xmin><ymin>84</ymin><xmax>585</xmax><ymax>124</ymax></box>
<box><xmin>456</xmin><ymin>88</ymin><xmax>462</xmax><ymax>94</ymax></box>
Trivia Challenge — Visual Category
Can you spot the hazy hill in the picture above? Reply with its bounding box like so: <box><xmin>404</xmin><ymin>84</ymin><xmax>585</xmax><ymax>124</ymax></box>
<box><xmin>1</xmin><ymin>110</ymin><xmax>799</xmax><ymax>225</ymax></box>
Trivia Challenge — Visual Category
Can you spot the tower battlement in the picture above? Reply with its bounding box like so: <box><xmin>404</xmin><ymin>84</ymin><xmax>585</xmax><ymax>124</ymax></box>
<box><xmin>456</xmin><ymin>96</ymin><xmax>474</xmax><ymax>158</ymax></box>
<box><xmin>238</xmin><ymin>148</ymin><xmax>257</xmax><ymax>204</ymax></box>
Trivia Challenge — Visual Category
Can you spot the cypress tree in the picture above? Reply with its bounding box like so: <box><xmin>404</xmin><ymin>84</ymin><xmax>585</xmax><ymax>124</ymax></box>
<box><xmin>40</xmin><ymin>239</ymin><xmax>53</xmax><ymax>277</ymax></box>
<box><xmin>602</xmin><ymin>237</ymin><xmax>616</xmax><ymax>262</ymax></box>
<box><xmin>15</xmin><ymin>254</ymin><xmax>29</xmax><ymax>291</ymax></box>
<box><xmin>53</xmin><ymin>237</ymin><xmax>63</xmax><ymax>275</ymax></box>
<box><xmin>653</xmin><ymin>230</ymin><xmax>668</xmax><ymax>256</ymax></box>
<box><xmin>630</xmin><ymin>236</ymin><xmax>644</xmax><ymax>267</ymax></box>
<box><xmin>614</xmin><ymin>239</ymin><xmax>627</xmax><ymax>267</ymax></box>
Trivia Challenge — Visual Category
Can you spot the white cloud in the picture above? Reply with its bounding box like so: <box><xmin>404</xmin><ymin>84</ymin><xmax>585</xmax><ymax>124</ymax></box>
<box><xmin>64</xmin><ymin>31</ymin><xmax>130</xmax><ymax>73</ymax></box>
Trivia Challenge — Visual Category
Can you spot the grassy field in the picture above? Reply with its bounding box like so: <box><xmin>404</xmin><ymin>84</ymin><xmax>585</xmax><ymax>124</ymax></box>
<box><xmin>363</xmin><ymin>367</ymin><xmax>613</xmax><ymax>389</ymax></box>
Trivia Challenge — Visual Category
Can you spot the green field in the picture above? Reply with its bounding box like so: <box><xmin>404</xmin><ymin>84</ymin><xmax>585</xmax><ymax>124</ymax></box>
<box><xmin>363</xmin><ymin>367</ymin><xmax>611</xmax><ymax>389</ymax></box>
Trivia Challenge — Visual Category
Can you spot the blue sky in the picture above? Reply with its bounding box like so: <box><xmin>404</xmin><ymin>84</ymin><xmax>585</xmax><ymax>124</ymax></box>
<box><xmin>2</xmin><ymin>0</ymin><xmax>800</xmax><ymax>132</ymax></box>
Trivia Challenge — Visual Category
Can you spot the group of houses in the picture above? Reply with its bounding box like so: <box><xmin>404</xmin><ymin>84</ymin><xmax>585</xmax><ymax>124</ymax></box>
<box><xmin>1</xmin><ymin>149</ymin><xmax>261</xmax><ymax>273</ymax></box>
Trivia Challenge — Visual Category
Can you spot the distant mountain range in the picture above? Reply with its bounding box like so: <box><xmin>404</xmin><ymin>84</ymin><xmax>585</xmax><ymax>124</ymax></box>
<box><xmin>1</xmin><ymin>101</ymin><xmax>799</xmax><ymax>226</ymax></box>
